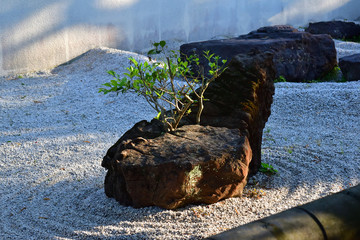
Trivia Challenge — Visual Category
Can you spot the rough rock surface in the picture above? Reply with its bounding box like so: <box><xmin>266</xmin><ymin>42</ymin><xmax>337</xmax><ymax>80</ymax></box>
<box><xmin>339</xmin><ymin>53</ymin><xmax>360</xmax><ymax>81</ymax></box>
<box><xmin>187</xmin><ymin>52</ymin><xmax>275</xmax><ymax>175</ymax></box>
<box><xmin>182</xmin><ymin>51</ymin><xmax>276</xmax><ymax>175</ymax></box>
<box><xmin>102</xmin><ymin>123</ymin><xmax>251</xmax><ymax>209</ymax></box>
<box><xmin>306</xmin><ymin>21</ymin><xmax>360</xmax><ymax>40</ymax></box>
<box><xmin>180</xmin><ymin>25</ymin><xmax>337</xmax><ymax>82</ymax></box>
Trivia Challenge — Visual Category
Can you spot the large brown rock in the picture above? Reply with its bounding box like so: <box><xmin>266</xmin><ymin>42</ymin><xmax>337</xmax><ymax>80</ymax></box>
<box><xmin>182</xmin><ymin>51</ymin><xmax>276</xmax><ymax>175</ymax></box>
<box><xmin>102</xmin><ymin>123</ymin><xmax>252</xmax><ymax>209</ymax></box>
<box><xmin>180</xmin><ymin>25</ymin><xmax>337</xmax><ymax>82</ymax></box>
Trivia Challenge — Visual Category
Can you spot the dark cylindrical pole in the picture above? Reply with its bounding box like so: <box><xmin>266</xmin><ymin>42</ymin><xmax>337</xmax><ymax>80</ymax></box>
<box><xmin>206</xmin><ymin>184</ymin><xmax>360</xmax><ymax>240</ymax></box>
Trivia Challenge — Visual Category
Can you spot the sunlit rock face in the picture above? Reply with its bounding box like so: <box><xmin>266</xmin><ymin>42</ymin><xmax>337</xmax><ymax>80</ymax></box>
<box><xmin>180</xmin><ymin>25</ymin><xmax>337</xmax><ymax>82</ymax></box>
<box><xmin>102</xmin><ymin>123</ymin><xmax>251</xmax><ymax>209</ymax></box>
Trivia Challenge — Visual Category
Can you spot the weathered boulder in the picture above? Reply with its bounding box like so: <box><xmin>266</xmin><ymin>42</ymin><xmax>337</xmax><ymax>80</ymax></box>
<box><xmin>181</xmin><ymin>51</ymin><xmax>276</xmax><ymax>175</ymax></box>
<box><xmin>339</xmin><ymin>53</ymin><xmax>360</xmax><ymax>81</ymax></box>
<box><xmin>102</xmin><ymin>51</ymin><xmax>276</xmax><ymax>209</ymax></box>
<box><xmin>102</xmin><ymin>123</ymin><xmax>252</xmax><ymax>209</ymax></box>
<box><xmin>306</xmin><ymin>21</ymin><xmax>360</xmax><ymax>40</ymax></box>
<box><xmin>180</xmin><ymin>25</ymin><xmax>337</xmax><ymax>82</ymax></box>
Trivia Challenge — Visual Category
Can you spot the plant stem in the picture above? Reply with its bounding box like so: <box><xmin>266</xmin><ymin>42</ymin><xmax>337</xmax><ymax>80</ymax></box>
<box><xmin>173</xmin><ymin>95</ymin><xmax>194</xmax><ymax>130</ymax></box>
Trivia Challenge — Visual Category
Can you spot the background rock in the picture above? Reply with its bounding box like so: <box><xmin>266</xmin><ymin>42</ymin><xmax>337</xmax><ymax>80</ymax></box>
<box><xmin>306</xmin><ymin>21</ymin><xmax>360</xmax><ymax>40</ymax></box>
<box><xmin>180</xmin><ymin>25</ymin><xmax>337</xmax><ymax>82</ymax></box>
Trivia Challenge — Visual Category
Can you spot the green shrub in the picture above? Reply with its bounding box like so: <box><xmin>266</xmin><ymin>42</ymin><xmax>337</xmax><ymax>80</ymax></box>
<box><xmin>259</xmin><ymin>162</ymin><xmax>278</xmax><ymax>175</ymax></box>
<box><xmin>99</xmin><ymin>41</ymin><xmax>227</xmax><ymax>131</ymax></box>
<box><xmin>311</xmin><ymin>65</ymin><xmax>345</xmax><ymax>83</ymax></box>
<box><xmin>274</xmin><ymin>75</ymin><xmax>287</xmax><ymax>83</ymax></box>
<box><xmin>340</xmin><ymin>35</ymin><xmax>360</xmax><ymax>43</ymax></box>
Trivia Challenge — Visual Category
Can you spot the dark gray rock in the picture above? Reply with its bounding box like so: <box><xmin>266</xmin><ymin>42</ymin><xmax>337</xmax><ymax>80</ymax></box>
<box><xmin>339</xmin><ymin>54</ymin><xmax>360</xmax><ymax>81</ymax></box>
<box><xmin>180</xmin><ymin>25</ymin><xmax>337</xmax><ymax>82</ymax></box>
<box><xmin>306</xmin><ymin>21</ymin><xmax>360</xmax><ymax>40</ymax></box>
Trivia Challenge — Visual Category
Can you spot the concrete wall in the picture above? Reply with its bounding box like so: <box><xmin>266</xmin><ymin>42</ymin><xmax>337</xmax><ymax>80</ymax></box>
<box><xmin>1</xmin><ymin>0</ymin><xmax>360</xmax><ymax>76</ymax></box>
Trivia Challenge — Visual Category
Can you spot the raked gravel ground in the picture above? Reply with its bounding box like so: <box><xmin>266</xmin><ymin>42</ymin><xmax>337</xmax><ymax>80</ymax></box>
<box><xmin>0</xmin><ymin>40</ymin><xmax>360</xmax><ymax>239</ymax></box>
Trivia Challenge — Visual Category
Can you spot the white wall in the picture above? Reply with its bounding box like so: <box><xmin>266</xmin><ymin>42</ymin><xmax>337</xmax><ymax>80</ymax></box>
<box><xmin>1</xmin><ymin>0</ymin><xmax>359</xmax><ymax>76</ymax></box>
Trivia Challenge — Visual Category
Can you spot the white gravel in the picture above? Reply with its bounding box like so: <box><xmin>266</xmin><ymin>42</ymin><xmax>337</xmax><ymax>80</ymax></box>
<box><xmin>1</xmin><ymin>41</ymin><xmax>360</xmax><ymax>239</ymax></box>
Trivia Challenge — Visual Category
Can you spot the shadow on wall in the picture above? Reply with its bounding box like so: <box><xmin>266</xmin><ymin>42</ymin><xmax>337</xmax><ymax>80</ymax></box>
<box><xmin>1</xmin><ymin>0</ymin><xmax>359</xmax><ymax>76</ymax></box>
<box><xmin>0</xmin><ymin>0</ymin><xmax>119</xmax><ymax>75</ymax></box>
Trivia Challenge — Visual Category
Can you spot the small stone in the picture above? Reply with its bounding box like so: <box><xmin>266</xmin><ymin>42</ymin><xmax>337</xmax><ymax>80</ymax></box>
<box><xmin>339</xmin><ymin>53</ymin><xmax>360</xmax><ymax>81</ymax></box>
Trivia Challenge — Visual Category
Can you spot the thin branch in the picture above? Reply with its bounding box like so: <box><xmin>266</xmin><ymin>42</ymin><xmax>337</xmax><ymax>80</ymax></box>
<box><xmin>159</xmin><ymin>97</ymin><xmax>177</xmax><ymax>109</ymax></box>
<box><xmin>182</xmin><ymin>75</ymin><xmax>200</xmax><ymax>99</ymax></box>
<box><xmin>173</xmin><ymin>94</ymin><xmax>194</xmax><ymax>129</ymax></box>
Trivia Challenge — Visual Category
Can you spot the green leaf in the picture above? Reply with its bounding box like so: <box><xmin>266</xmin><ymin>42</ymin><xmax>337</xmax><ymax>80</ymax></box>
<box><xmin>148</xmin><ymin>49</ymin><xmax>157</xmax><ymax>55</ymax></box>
<box><xmin>159</xmin><ymin>40</ymin><xmax>166</xmax><ymax>48</ymax></box>
<box><xmin>274</xmin><ymin>76</ymin><xmax>287</xmax><ymax>83</ymax></box>
<box><xmin>129</xmin><ymin>57</ymin><xmax>138</xmax><ymax>66</ymax></box>
<box><xmin>111</xmin><ymin>80</ymin><xmax>118</xmax><ymax>86</ymax></box>
<box><xmin>132</xmin><ymin>82</ymin><xmax>138</xmax><ymax>91</ymax></box>
<box><xmin>119</xmin><ymin>77</ymin><xmax>128</xmax><ymax>87</ymax></box>
<box><xmin>155</xmin><ymin>91</ymin><xmax>163</xmax><ymax>98</ymax></box>
<box><xmin>259</xmin><ymin>162</ymin><xmax>278</xmax><ymax>175</ymax></box>
<box><xmin>154</xmin><ymin>111</ymin><xmax>161</xmax><ymax>120</ymax></box>
<box><xmin>107</xmin><ymin>70</ymin><xmax>116</xmax><ymax>76</ymax></box>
